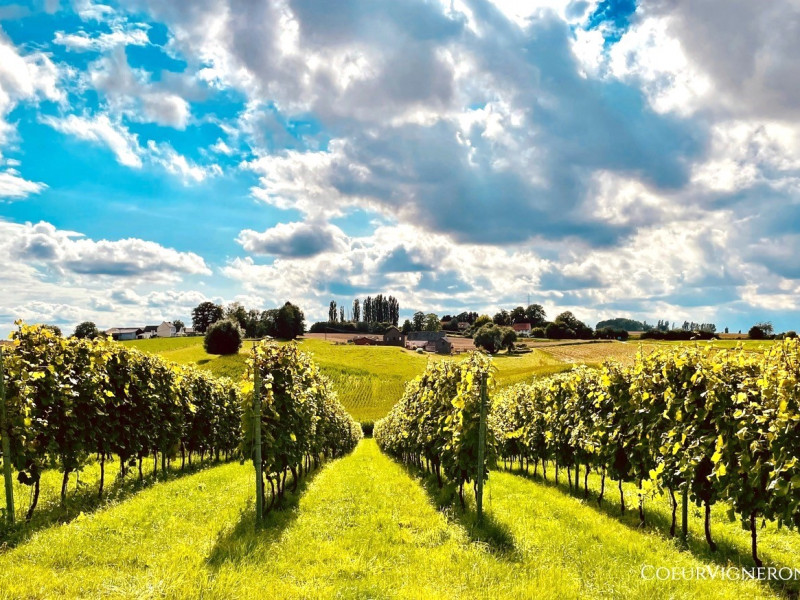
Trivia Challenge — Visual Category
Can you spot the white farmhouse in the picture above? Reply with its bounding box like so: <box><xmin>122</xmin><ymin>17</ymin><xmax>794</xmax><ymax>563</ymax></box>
<box><xmin>157</xmin><ymin>321</ymin><xmax>177</xmax><ymax>338</ymax></box>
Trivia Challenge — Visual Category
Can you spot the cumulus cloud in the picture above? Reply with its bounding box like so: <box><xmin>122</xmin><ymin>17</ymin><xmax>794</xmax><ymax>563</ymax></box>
<box><xmin>2</xmin><ymin>220</ymin><xmax>211</xmax><ymax>279</ymax></box>
<box><xmin>237</xmin><ymin>221</ymin><xmax>349</xmax><ymax>257</ymax></box>
<box><xmin>88</xmin><ymin>48</ymin><xmax>192</xmax><ymax>129</ymax></box>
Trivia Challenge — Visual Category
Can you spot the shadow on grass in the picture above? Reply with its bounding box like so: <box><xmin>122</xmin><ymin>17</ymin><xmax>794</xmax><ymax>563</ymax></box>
<box><xmin>0</xmin><ymin>456</ymin><xmax>231</xmax><ymax>549</ymax></box>
<box><xmin>505</xmin><ymin>465</ymin><xmax>800</xmax><ymax>599</ymax></box>
<box><xmin>399</xmin><ymin>462</ymin><xmax>517</xmax><ymax>559</ymax></box>
<box><xmin>197</xmin><ymin>359</ymin><xmax>211</xmax><ymax>366</ymax></box>
<box><xmin>206</xmin><ymin>465</ymin><xmax>323</xmax><ymax>567</ymax></box>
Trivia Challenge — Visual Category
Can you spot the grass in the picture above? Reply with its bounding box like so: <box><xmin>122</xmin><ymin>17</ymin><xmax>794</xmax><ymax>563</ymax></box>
<box><xmin>0</xmin><ymin>440</ymin><xmax>781</xmax><ymax>599</ymax></box>
<box><xmin>500</xmin><ymin>460</ymin><xmax>800</xmax><ymax>598</ymax></box>
<box><xmin>0</xmin><ymin>453</ymin><xmax>230</xmax><ymax>547</ymax></box>
<box><xmin>122</xmin><ymin>336</ymin><xmax>249</xmax><ymax>380</ymax></box>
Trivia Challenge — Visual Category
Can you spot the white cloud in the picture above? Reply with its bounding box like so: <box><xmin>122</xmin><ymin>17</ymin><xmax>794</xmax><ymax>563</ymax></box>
<box><xmin>0</xmin><ymin>170</ymin><xmax>46</xmax><ymax>199</ymax></box>
<box><xmin>43</xmin><ymin>113</ymin><xmax>143</xmax><ymax>167</ymax></box>
<box><xmin>0</xmin><ymin>29</ymin><xmax>63</xmax><ymax>198</ymax></box>
<box><xmin>2</xmin><ymin>220</ymin><xmax>211</xmax><ymax>280</ymax></box>
<box><xmin>146</xmin><ymin>141</ymin><xmax>221</xmax><ymax>183</ymax></box>
<box><xmin>88</xmin><ymin>48</ymin><xmax>192</xmax><ymax>129</ymax></box>
<box><xmin>54</xmin><ymin>23</ymin><xmax>150</xmax><ymax>52</ymax></box>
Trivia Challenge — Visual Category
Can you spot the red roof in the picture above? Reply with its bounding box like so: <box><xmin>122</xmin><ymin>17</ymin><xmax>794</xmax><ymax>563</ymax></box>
<box><xmin>512</xmin><ymin>323</ymin><xmax>532</xmax><ymax>331</ymax></box>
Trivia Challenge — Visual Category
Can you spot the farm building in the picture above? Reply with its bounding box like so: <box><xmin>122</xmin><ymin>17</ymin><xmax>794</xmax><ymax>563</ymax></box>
<box><xmin>352</xmin><ymin>336</ymin><xmax>380</xmax><ymax>345</ymax></box>
<box><xmin>512</xmin><ymin>323</ymin><xmax>532</xmax><ymax>336</ymax></box>
<box><xmin>407</xmin><ymin>331</ymin><xmax>447</xmax><ymax>342</ymax></box>
<box><xmin>425</xmin><ymin>338</ymin><xmax>453</xmax><ymax>354</ymax></box>
<box><xmin>105</xmin><ymin>327</ymin><xmax>142</xmax><ymax>341</ymax></box>
<box><xmin>157</xmin><ymin>321</ymin><xmax>177</xmax><ymax>338</ymax></box>
<box><xmin>139</xmin><ymin>325</ymin><xmax>158</xmax><ymax>339</ymax></box>
<box><xmin>383</xmin><ymin>326</ymin><xmax>405</xmax><ymax>346</ymax></box>
<box><xmin>178</xmin><ymin>326</ymin><xmax>198</xmax><ymax>336</ymax></box>
<box><xmin>405</xmin><ymin>340</ymin><xmax>428</xmax><ymax>351</ymax></box>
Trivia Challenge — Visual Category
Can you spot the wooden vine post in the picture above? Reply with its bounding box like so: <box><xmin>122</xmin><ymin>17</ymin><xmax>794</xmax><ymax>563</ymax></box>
<box><xmin>253</xmin><ymin>343</ymin><xmax>264</xmax><ymax>527</ymax></box>
<box><xmin>0</xmin><ymin>347</ymin><xmax>15</xmax><ymax>525</ymax></box>
<box><xmin>681</xmin><ymin>485</ymin><xmax>689</xmax><ymax>544</ymax></box>
<box><xmin>476</xmin><ymin>373</ymin><xmax>488</xmax><ymax>524</ymax></box>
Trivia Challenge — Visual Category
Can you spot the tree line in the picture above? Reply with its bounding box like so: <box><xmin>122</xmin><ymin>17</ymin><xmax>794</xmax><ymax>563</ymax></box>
<box><xmin>192</xmin><ymin>301</ymin><xmax>305</xmax><ymax>340</ymax></box>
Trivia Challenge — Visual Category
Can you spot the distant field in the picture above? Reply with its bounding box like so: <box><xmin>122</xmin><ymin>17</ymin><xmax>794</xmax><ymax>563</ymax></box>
<box><xmin>125</xmin><ymin>335</ymin><xmax>774</xmax><ymax>422</ymax></box>
<box><xmin>122</xmin><ymin>336</ymin><xmax>249</xmax><ymax>380</ymax></box>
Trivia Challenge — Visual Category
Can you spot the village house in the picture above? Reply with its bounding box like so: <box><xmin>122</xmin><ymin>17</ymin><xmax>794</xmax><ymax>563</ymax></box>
<box><xmin>512</xmin><ymin>322</ymin><xmax>532</xmax><ymax>337</ymax></box>
<box><xmin>157</xmin><ymin>321</ymin><xmax>177</xmax><ymax>338</ymax></box>
<box><xmin>383</xmin><ymin>326</ymin><xmax>405</xmax><ymax>346</ymax></box>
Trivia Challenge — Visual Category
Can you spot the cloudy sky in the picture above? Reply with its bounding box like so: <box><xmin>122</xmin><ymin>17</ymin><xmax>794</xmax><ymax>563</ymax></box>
<box><xmin>1</xmin><ymin>0</ymin><xmax>799</xmax><ymax>337</ymax></box>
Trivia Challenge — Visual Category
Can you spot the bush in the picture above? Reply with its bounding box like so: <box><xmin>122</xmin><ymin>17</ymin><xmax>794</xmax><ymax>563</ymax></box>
<box><xmin>530</xmin><ymin>327</ymin><xmax>546</xmax><ymax>338</ymax></box>
<box><xmin>204</xmin><ymin>319</ymin><xmax>243</xmax><ymax>355</ymax></box>
<box><xmin>474</xmin><ymin>323</ymin><xmax>504</xmax><ymax>353</ymax></box>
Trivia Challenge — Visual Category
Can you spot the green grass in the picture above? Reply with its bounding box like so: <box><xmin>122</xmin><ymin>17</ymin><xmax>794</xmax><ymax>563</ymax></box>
<box><xmin>0</xmin><ymin>440</ymin><xmax>781</xmax><ymax>599</ymax></box>
<box><xmin>122</xmin><ymin>336</ymin><xmax>249</xmax><ymax>380</ymax></box>
<box><xmin>0</xmin><ymin>454</ymin><xmax>227</xmax><ymax>547</ymax></box>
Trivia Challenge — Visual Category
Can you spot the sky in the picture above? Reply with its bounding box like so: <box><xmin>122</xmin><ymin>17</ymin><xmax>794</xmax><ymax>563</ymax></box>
<box><xmin>1</xmin><ymin>0</ymin><xmax>799</xmax><ymax>337</ymax></box>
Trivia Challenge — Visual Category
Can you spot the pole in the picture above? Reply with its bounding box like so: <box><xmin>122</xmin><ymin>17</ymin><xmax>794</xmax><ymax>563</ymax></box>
<box><xmin>0</xmin><ymin>348</ymin><xmax>15</xmax><ymax>525</ymax></box>
<box><xmin>476</xmin><ymin>375</ymin><xmax>487</xmax><ymax>524</ymax></box>
<box><xmin>681</xmin><ymin>485</ymin><xmax>688</xmax><ymax>544</ymax></box>
<box><xmin>253</xmin><ymin>342</ymin><xmax>263</xmax><ymax>527</ymax></box>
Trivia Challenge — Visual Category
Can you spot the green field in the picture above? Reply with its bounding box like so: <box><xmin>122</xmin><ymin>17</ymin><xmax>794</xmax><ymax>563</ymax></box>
<box><xmin>122</xmin><ymin>336</ymin><xmax>572</xmax><ymax>422</ymax></box>
<box><xmin>0</xmin><ymin>440</ymin><xmax>783</xmax><ymax>599</ymax></box>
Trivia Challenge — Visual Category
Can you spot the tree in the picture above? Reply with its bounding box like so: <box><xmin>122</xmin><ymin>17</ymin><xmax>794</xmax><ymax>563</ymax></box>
<box><xmin>204</xmin><ymin>319</ymin><xmax>243</xmax><ymax>355</ymax></box>
<box><xmin>401</xmin><ymin>319</ymin><xmax>413</xmax><ymax>335</ymax></box>
<box><xmin>493</xmin><ymin>310</ymin><xmax>511</xmax><ymax>326</ymax></box>
<box><xmin>192</xmin><ymin>302</ymin><xmax>224</xmax><ymax>333</ymax></box>
<box><xmin>474</xmin><ymin>324</ymin><xmax>503</xmax><ymax>354</ymax></box>
<box><xmin>73</xmin><ymin>321</ymin><xmax>100</xmax><ymax>339</ymax></box>
<box><xmin>353</xmin><ymin>299</ymin><xmax>361</xmax><ymax>322</ymax></box>
<box><xmin>524</xmin><ymin>304</ymin><xmax>547</xmax><ymax>326</ymax></box>
<box><xmin>412</xmin><ymin>311</ymin><xmax>425</xmax><ymax>331</ymax></box>
<box><xmin>329</xmin><ymin>301</ymin><xmax>338</xmax><ymax>323</ymax></box>
<box><xmin>554</xmin><ymin>311</ymin><xmax>593</xmax><ymax>339</ymax></box>
<box><xmin>340</xmin><ymin>306</ymin><xmax>345</xmax><ymax>323</ymax></box>
<box><xmin>173</xmin><ymin>319</ymin><xmax>185</xmax><ymax>332</ymax></box>
<box><xmin>423</xmin><ymin>313</ymin><xmax>441</xmax><ymax>332</ymax></box>
<box><xmin>749</xmin><ymin>322</ymin><xmax>773</xmax><ymax>340</ymax></box>
<box><xmin>472</xmin><ymin>314</ymin><xmax>492</xmax><ymax>332</ymax></box>
<box><xmin>275</xmin><ymin>302</ymin><xmax>305</xmax><ymax>339</ymax></box>
<box><xmin>225</xmin><ymin>302</ymin><xmax>248</xmax><ymax>331</ymax></box>
<box><xmin>510</xmin><ymin>306</ymin><xmax>526</xmax><ymax>323</ymax></box>
<box><xmin>501</xmin><ymin>327</ymin><xmax>517</xmax><ymax>351</ymax></box>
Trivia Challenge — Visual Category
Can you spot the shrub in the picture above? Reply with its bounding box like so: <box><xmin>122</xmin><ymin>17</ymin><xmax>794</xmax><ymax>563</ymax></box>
<box><xmin>474</xmin><ymin>323</ymin><xmax>504</xmax><ymax>353</ymax></box>
<box><xmin>204</xmin><ymin>319</ymin><xmax>243</xmax><ymax>355</ymax></box>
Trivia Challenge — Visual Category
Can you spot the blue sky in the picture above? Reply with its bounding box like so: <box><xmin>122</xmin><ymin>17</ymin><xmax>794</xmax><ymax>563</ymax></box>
<box><xmin>1</xmin><ymin>0</ymin><xmax>799</xmax><ymax>336</ymax></box>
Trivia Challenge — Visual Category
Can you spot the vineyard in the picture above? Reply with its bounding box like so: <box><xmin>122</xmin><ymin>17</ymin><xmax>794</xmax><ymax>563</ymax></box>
<box><xmin>0</xmin><ymin>323</ymin><xmax>360</xmax><ymax>532</ymax></box>
<box><xmin>376</xmin><ymin>340</ymin><xmax>800</xmax><ymax>574</ymax></box>
<box><xmin>4</xmin><ymin>329</ymin><xmax>800</xmax><ymax>598</ymax></box>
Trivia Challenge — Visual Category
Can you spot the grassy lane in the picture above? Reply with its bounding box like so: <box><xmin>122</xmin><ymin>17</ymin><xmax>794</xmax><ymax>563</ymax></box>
<box><xmin>208</xmin><ymin>440</ymin><xmax>770</xmax><ymax>599</ymax></box>
<box><xmin>0</xmin><ymin>440</ymin><xmax>780</xmax><ymax>598</ymax></box>
<box><xmin>0</xmin><ymin>460</ymin><xmax>253</xmax><ymax>599</ymax></box>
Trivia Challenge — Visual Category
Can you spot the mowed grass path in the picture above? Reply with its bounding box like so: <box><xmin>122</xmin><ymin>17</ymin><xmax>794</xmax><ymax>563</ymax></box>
<box><xmin>0</xmin><ymin>440</ymin><xmax>776</xmax><ymax>599</ymax></box>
